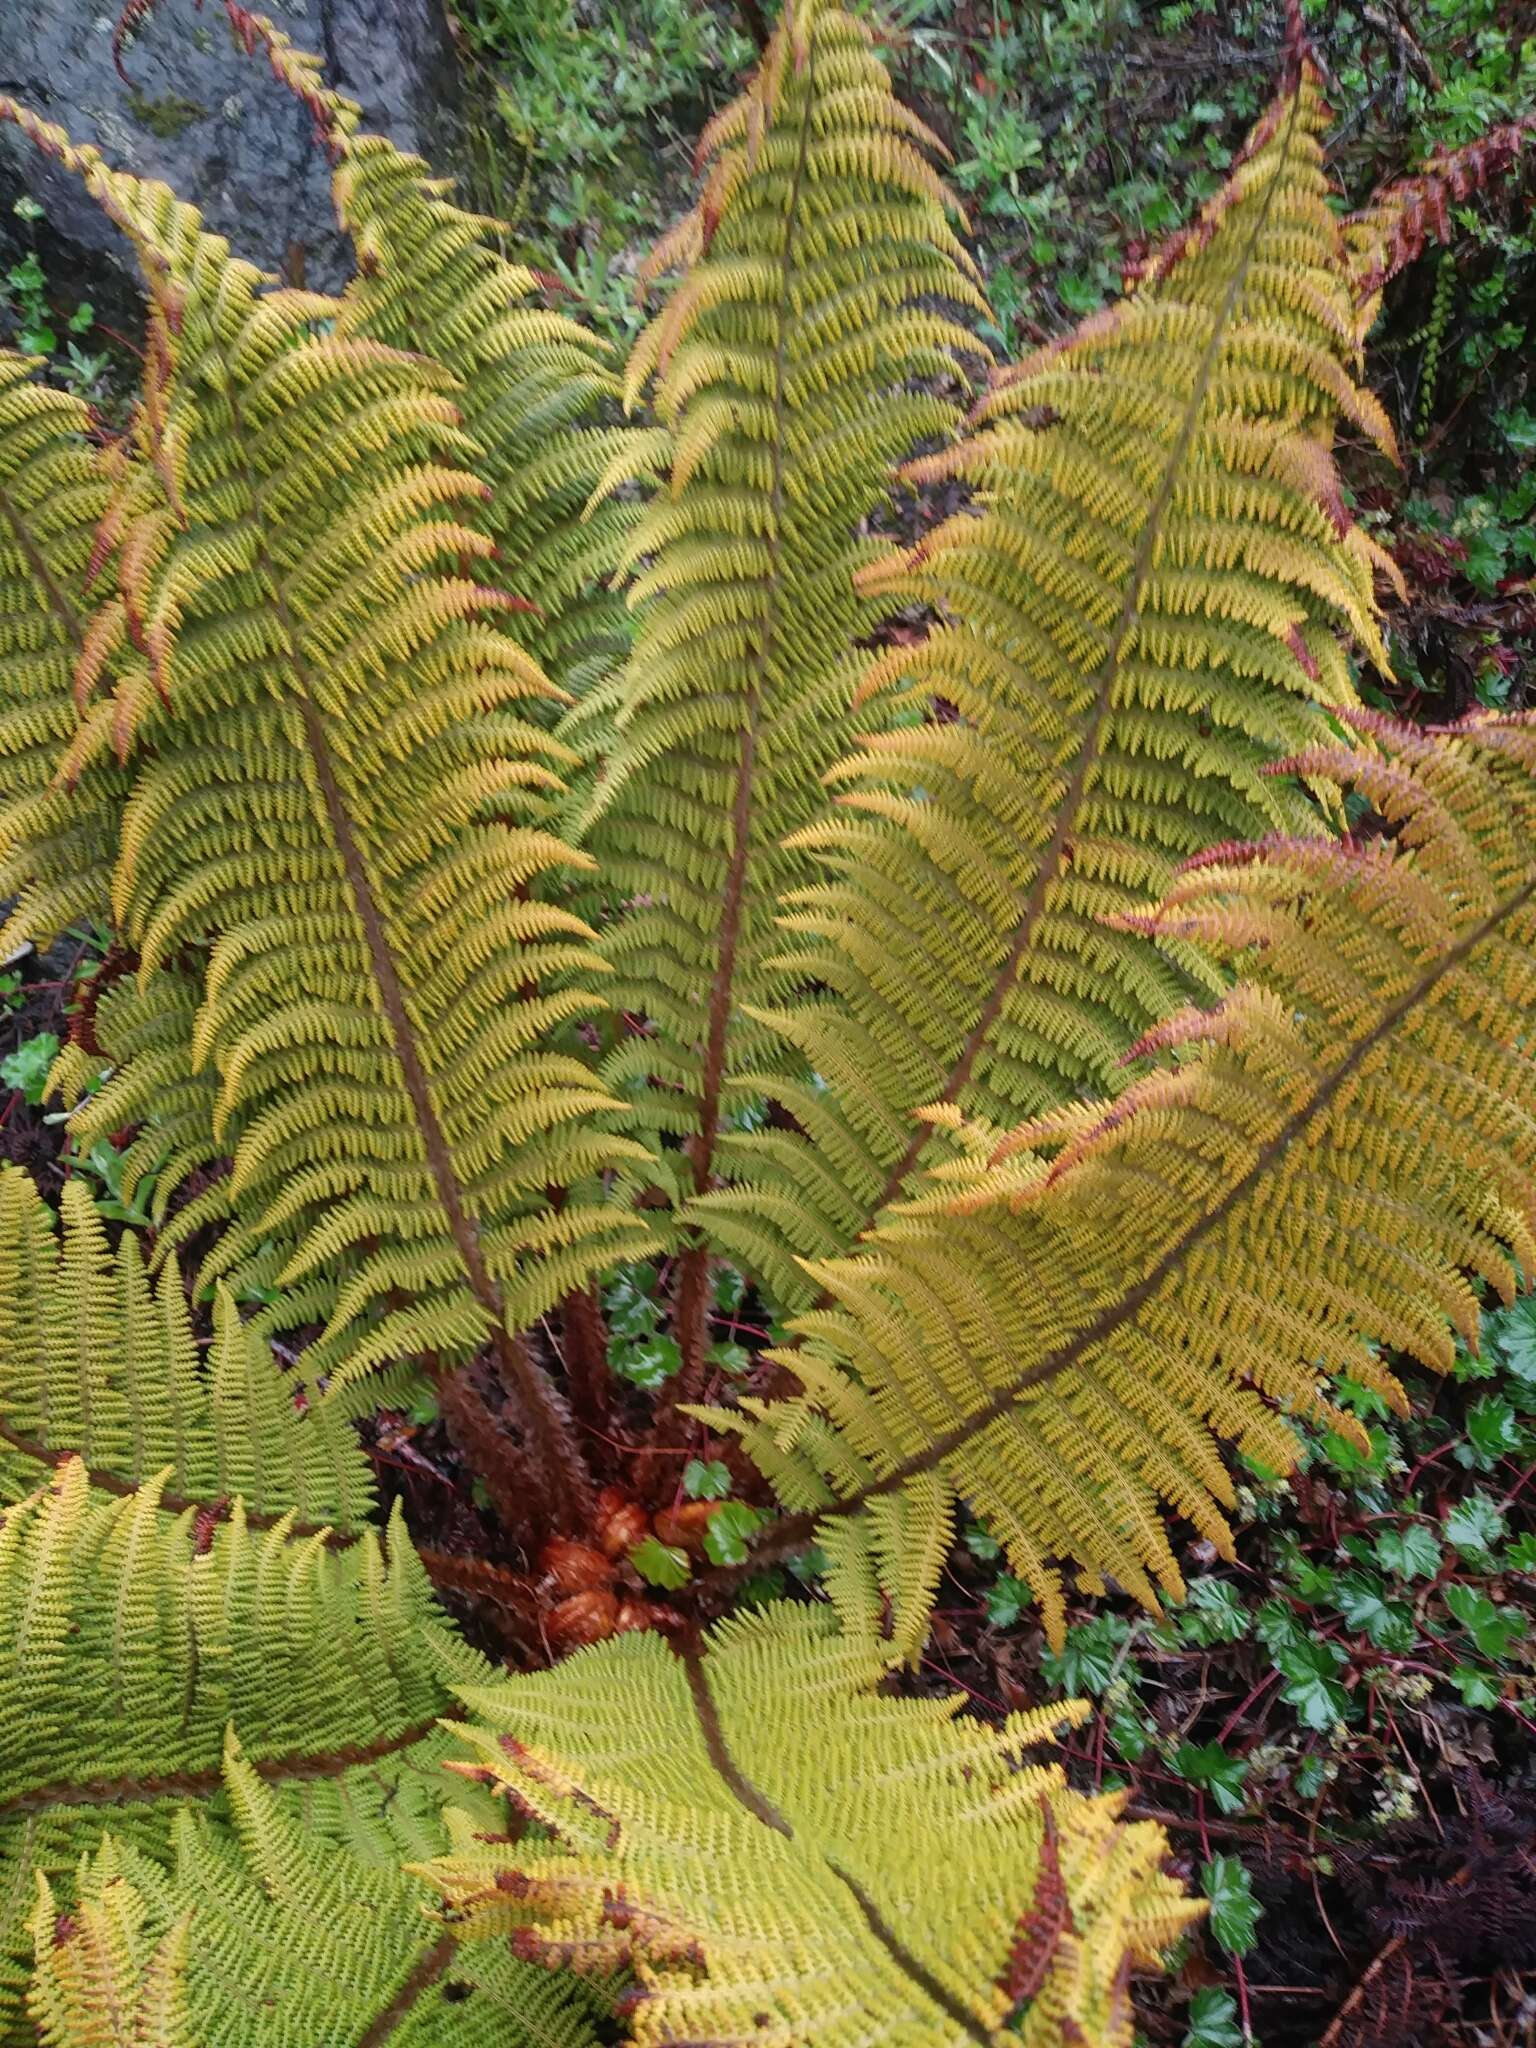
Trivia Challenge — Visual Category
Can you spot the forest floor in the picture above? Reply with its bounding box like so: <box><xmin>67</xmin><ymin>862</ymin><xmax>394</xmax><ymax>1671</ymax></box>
<box><xmin>3</xmin><ymin>2</ymin><xmax>1536</xmax><ymax>2044</ymax></box>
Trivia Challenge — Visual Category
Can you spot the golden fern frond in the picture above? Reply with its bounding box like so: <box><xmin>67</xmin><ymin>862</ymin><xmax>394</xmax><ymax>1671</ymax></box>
<box><xmin>0</xmin><ymin>1166</ymin><xmax>377</xmax><ymax>1533</ymax></box>
<box><xmin>421</xmin><ymin>1599</ymin><xmax>1196</xmax><ymax>2047</ymax></box>
<box><xmin>693</xmin><ymin>53</ymin><xmax>1408</xmax><ymax>1303</ymax></box>
<box><xmin>706</xmin><ymin>712</ymin><xmax>1536</xmax><ymax>1652</ymax></box>
<box><xmin>200</xmin><ymin>1</ymin><xmax>656</xmax><ymax>722</ymax></box>
<box><xmin>0</xmin><ymin>1452</ymin><xmax>501</xmax><ymax>2043</ymax></box>
<box><xmin>585</xmin><ymin>0</ymin><xmax>986</xmax><ymax>1367</ymax></box>
<box><xmin>0</xmin><ymin>354</ymin><xmax>129</xmax><ymax>951</ymax></box>
<box><xmin>0</xmin><ymin>109</ymin><xmax>655</xmax><ymax>1506</ymax></box>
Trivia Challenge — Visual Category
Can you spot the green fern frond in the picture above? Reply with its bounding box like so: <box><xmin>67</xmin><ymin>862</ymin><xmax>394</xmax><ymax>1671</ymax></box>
<box><xmin>0</xmin><ymin>1451</ymin><xmax>485</xmax><ymax>2041</ymax></box>
<box><xmin>693</xmin><ymin>58</ymin><xmax>1408</xmax><ymax>1302</ymax></box>
<box><xmin>26</xmin><ymin>1758</ymin><xmax>609</xmax><ymax>2048</ymax></box>
<box><xmin>708</xmin><ymin>712</ymin><xmax>1536</xmax><ymax>1650</ymax></box>
<box><xmin>55</xmin><ymin>969</ymin><xmax>226</xmax><ymax>1240</ymax></box>
<box><xmin>422</xmin><ymin>1599</ymin><xmax>1196</xmax><ymax>2047</ymax></box>
<box><xmin>0</xmin><ymin>111</ymin><xmax>654</xmax><ymax>1484</ymax></box>
<box><xmin>585</xmin><ymin>0</ymin><xmax>986</xmax><ymax>1360</ymax></box>
<box><xmin>215</xmin><ymin>3</ymin><xmax>654</xmax><ymax>719</ymax></box>
<box><xmin>29</xmin><ymin>1860</ymin><xmax>194</xmax><ymax>2047</ymax></box>
<box><xmin>0</xmin><ymin>1445</ymin><xmax>603</xmax><ymax>2046</ymax></box>
<box><xmin>0</xmin><ymin>1167</ymin><xmax>375</xmax><ymax>1532</ymax></box>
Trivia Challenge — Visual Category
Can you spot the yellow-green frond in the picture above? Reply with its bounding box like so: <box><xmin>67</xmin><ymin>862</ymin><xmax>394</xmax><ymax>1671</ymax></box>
<box><xmin>0</xmin><ymin>1452</ymin><xmax>480</xmax><ymax>2042</ymax></box>
<box><xmin>0</xmin><ymin>116</ymin><xmax>655</xmax><ymax>1411</ymax></box>
<box><xmin>0</xmin><ymin>353</ymin><xmax>128</xmax><ymax>952</ymax></box>
<box><xmin>28</xmin><ymin>1863</ymin><xmax>194</xmax><ymax>2048</ymax></box>
<box><xmin>587</xmin><ymin>0</ymin><xmax>985</xmax><ymax>1276</ymax></box>
<box><xmin>708</xmin><ymin>713</ymin><xmax>1536</xmax><ymax>1647</ymax></box>
<box><xmin>22</xmin><ymin>1764</ymin><xmax>609</xmax><ymax>2048</ymax></box>
<box><xmin>0</xmin><ymin>1166</ymin><xmax>377</xmax><ymax>1532</ymax></box>
<box><xmin>695</xmin><ymin>58</ymin><xmax>1404</xmax><ymax>1303</ymax></box>
<box><xmin>422</xmin><ymin>1598</ymin><xmax>1196</xmax><ymax>2047</ymax></box>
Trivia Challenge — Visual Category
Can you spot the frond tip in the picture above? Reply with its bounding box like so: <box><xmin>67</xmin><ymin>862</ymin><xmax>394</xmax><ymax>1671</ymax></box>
<box><xmin>421</xmin><ymin>1599</ymin><xmax>1197</xmax><ymax>2046</ymax></box>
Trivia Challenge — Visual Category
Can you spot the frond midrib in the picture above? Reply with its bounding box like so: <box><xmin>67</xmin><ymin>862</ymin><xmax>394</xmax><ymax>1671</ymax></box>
<box><xmin>0</xmin><ymin>1418</ymin><xmax>356</xmax><ymax>1547</ymax></box>
<box><xmin>678</xmin><ymin>1636</ymin><xmax>996</xmax><ymax>2046</ymax></box>
<box><xmin>0</xmin><ymin>1715</ymin><xmax>441</xmax><ymax>1820</ymax></box>
<box><xmin>689</xmin><ymin>31</ymin><xmax>820</xmax><ymax>1204</ymax></box>
<box><xmin>0</xmin><ymin>471</ymin><xmax>84</xmax><ymax>652</ymax></box>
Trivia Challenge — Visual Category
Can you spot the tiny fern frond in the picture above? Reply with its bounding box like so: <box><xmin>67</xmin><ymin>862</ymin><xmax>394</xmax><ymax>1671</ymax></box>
<box><xmin>586</xmin><ymin>0</ymin><xmax>986</xmax><ymax>1370</ymax></box>
<box><xmin>0</xmin><ymin>106</ymin><xmax>655</xmax><ymax>1520</ymax></box>
<box><xmin>421</xmin><ymin>1599</ymin><xmax>1197</xmax><ymax>2047</ymax></box>
<box><xmin>29</xmin><ymin>1863</ymin><xmax>195</xmax><ymax>2048</ymax></box>
<box><xmin>706</xmin><ymin>713</ymin><xmax>1536</xmax><ymax>1652</ymax></box>
<box><xmin>694</xmin><ymin>56</ymin><xmax>1408</xmax><ymax>1303</ymax></box>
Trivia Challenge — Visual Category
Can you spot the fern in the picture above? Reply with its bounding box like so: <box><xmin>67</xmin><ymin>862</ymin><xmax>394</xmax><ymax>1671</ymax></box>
<box><xmin>1</xmin><ymin>7</ymin><xmax>1535</xmax><ymax>2041</ymax></box>
<box><xmin>582</xmin><ymin>0</ymin><xmax>985</xmax><ymax>1372</ymax></box>
<box><xmin>422</xmin><ymin>1599</ymin><xmax>1197</xmax><ymax>2047</ymax></box>
<box><xmin>206</xmin><ymin>6</ymin><xmax>655</xmax><ymax>721</ymax></box>
<box><xmin>690</xmin><ymin>53</ymin><xmax>1406</xmax><ymax>1301</ymax></box>
<box><xmin>709</xmin><ymin>712</ymin><xmax>1536</xmax><ymax>1650</ymax></box>
<box><xmin>24</xmin><ymin>1765</ymin><xmax>607</xmax><ymax>2048</ymax></box>
<box><xmin>0</xmin><ymin>109</ymin><xmax>655</xmax><ymax>1529</ymax></box>
<box><xmin>0</xmin><ymin>1190</ymin><xmax>1184</xmax><ymax>2047</ymax></box>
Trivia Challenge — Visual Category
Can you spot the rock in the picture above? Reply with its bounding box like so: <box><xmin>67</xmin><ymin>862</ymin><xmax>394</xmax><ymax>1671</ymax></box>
<box><xmin>0</xmin><ymin>0</ymin><xmax>461</xmax><ymax>295</ymax></box>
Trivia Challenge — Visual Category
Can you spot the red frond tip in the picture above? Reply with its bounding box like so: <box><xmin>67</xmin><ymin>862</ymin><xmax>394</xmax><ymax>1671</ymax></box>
<box><xmin>1125</xmin><ymin>1006</ymin><xmax>1223</xmax><ymax>1064</ymax></box>
<box><xmin>1284</xmin><ymin>625</ymin><xmax>1320</xmax><ymax>680</ymax></box>
<box><xmin>473</xmin><ymin>586</ymin><xmax>541</xmax><ymax>618</ymax></box>
<box><xmin>999</xmin><ymin>1799</ymin><xmax>1077</xmax><ymax>2014</ymax></box>
<box><xmin>1281</xmin><ymin>0</ymin><xmax>1310</xmax><ymax>80</ymax></box>
<box><xmin>1175</xmin><ymin>836</ymin><xmax>1276</xmax><ymax>876</ymax></box>
<box><xmin>112</xmin><ymin>0</ymin><xmax>164</xmax><ymax>82</ymax></box>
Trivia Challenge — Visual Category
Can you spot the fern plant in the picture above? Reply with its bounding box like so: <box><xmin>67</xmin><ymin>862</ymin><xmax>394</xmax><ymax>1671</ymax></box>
<box><xmin>0</xmin><ymin>0</ymin><xmax>1532</xmax><ymax>2040</ymax></box>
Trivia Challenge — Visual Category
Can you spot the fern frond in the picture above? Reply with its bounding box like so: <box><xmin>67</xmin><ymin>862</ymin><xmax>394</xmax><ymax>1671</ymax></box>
<box><xmin>422</xmin><ymin>1599</ymin><xmax>1196</xmax><ymax>2046</ymax></box>
<box><xmin>29</xmin><ymin>1862</ymin><xmax>194</xmax><ymax>2048</ymax></box>
<box><xmin>0</xmin><ymin>110</ymin><xmax>655</xmax><ymax>1503</ymax></box>
<box><xmin>58</xmin><ymin>968</ymin><xmax>228</xmax><ymax>1239</ymax></box>
<box><xmin>708</xmin><ymin>713</ymin><xmax>1536</xmax><ymax>1651</ymax></box>
<box><xmin>0</xmin><ymin>1167</ymin><xmax>375</xmax><ymax>1533</ymax></box>
<box><xmin>0</xmin><ymin>354</ymin><xmax>129</xmax><ymax>950</ymax></box>
<box><xmin>586</xmin><ymin>0</ymin><xmax>985</xmax><ymax>1364</ymax></box>
<box><xmin>1346</xmin><ymin>112</ymin><xmax>1536</xmax><ymax>314</ymax></box>
<box><xmin>693</xmin><ymin>57</ymin><xmax>1407</xmax><ymax>1302</ymax></box>
<box><xmin>0</xmin><ymin>1452</ymin><xmax>484</xmax><ymax>2039</ymax></box>
<box><xmin>0</xmin><ymin>1445</ymin><xmax>603</xmax><ymax>2046</ymax></box>
<box><xmin>25</xmin><ymin>1761</ymin><xmax>608</xmax><ymax>2048</ymax></box>
<box><xmin>205</xmin><ymin>0</ymin><xmax>653</xmax><ymax>721</ymax></box>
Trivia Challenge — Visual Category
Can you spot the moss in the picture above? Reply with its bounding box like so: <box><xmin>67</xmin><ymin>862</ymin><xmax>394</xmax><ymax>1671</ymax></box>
<box><xmin>125</xmin><ymin>89</ymin><xmax>206</xmax><ymax>141</ymax></box>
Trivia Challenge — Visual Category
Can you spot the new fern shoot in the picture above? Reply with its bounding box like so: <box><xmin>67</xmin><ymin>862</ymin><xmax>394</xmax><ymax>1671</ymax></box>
<box><xmin>0</xmin><ymin>1</ymin><xmax>1532</xmax><ymax>2042</ymax></box>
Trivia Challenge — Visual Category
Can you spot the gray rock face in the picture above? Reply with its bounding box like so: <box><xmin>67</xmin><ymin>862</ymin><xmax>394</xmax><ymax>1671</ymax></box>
<box><xmin>0</xmin><ymin>0</ymin><xmax>460</xmax><ymax>293</ymax></box>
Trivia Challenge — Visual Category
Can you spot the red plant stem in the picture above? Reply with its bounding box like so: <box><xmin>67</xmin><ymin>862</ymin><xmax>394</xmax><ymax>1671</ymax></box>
<box><xmin>1216</xmin><ymin>1668</ymin><xmax>1281</xmax><ymax>1746</ymax></box>
<box><xmin>1197</xmin><ymin>1794</ymin><xmax>1255</xmax><ymax>2043</ymax></box>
